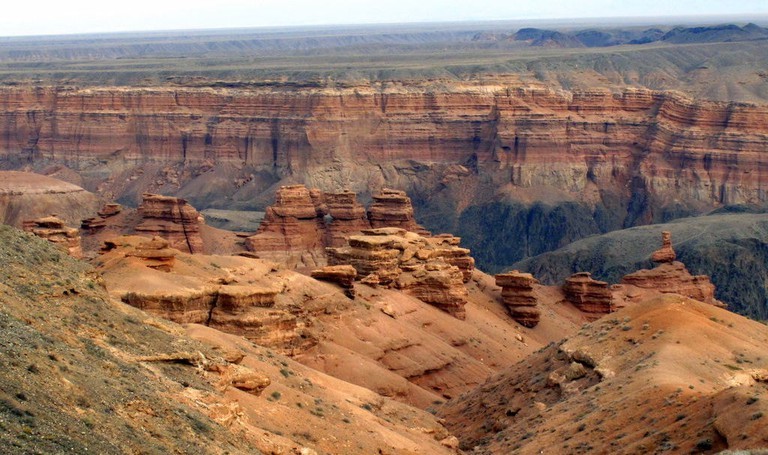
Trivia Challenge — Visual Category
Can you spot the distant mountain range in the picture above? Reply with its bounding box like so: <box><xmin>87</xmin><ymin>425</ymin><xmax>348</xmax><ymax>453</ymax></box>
<box><xmin>473</xmin><ymin>23</ymin><xmax>768</xmax><ymax>47</ymax></box>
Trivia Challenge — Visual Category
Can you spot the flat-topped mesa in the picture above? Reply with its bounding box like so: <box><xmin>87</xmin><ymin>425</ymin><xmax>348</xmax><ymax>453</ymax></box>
<box><xmin>325</xmin><ymin>190</ymin><xmax>371</xmax><ymax>248</ymax></box>
<box><xmin>651</xmin><ymin>231</ymin><xmax>676</xmax><ymax>263</ymax></box>
<box><xmin>367</xmin><ymin>189</ymin><xmax>430</xmax><ymax>236</ymax></box>
<box><xmin>328</xmin><ymin>227</ymin><xmax>470</xmax><ymax>319</ymax></box>
<box><xmin>311</xmin><ymin>265</ymin><xmax>357</xmax><ymax>298</ymax></box>
<box><xmin>125</xmin><ymin>236</ymin><xmax>178</xmax><ymax>272</ymax></box>
<box><xmin>563</xmin><ymin>272</ymin><xmax>615</xmax><ymax>318</ymax></box>
<box><xmin>495</xmin><ymin>271</ymin><xmax>540</xmax><ymax>328</ymax></box>
<box><xmin>245</xmin><ymin>184</ymin><xmax>327</xmax><ymax>268</ymax></box>
<box><xmin>135</xmin><ymin>193</ymin><xmax>204</xmax><ymax>254</ymax></box>
<box><xmin>621</xmin><ymin>232</ymin><xmax>725</xmax><ymax>307</ymax></box>
<box><xmin>23</xmin><ymin>215</ymin><xmax>82</xmax><ymax>258</ymax></box>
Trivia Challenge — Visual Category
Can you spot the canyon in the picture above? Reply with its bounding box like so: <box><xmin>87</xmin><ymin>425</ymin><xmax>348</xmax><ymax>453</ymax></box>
<box><xmin>1</xmin><ymin>81</ymin><xmax>767</xmax><ymax>273</ymax></box>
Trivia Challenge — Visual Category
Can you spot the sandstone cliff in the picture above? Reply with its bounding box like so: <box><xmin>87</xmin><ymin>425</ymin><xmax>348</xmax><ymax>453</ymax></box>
<box><xmin>1</xmin><ymin>83</ymin><xmax>767</xmax><ymax>270</ymax></box>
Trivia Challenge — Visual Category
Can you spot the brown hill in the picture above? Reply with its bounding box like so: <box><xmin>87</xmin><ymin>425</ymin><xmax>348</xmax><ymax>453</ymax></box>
<box><xmin>0</xmin><ymin>171</ymin><xmax>99</xmax><ymax>228</ymax></box>
<box><xmin>0</xmin><ymin>225</ymin><xmax>467</xmax><ymax>454</ymax></box>
<box><xmin>440</xmin><ymin>294</ymin><xmax>768</xmax><ymax>453</ymax></box>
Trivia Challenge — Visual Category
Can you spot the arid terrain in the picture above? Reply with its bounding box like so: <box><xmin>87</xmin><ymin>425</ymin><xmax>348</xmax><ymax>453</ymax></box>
<box><xmin>2</xmin><ymin>17</ymin><xmax>768</xmax><ymax>455</ymax></box>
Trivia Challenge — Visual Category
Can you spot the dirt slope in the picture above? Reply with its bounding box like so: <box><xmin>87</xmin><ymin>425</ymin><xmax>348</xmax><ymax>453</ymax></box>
<box><xmin>440</xmin><ymin>294</ymin><xmax>768</xmax><ymax>454</ymax></box>
<box><xmin>0</xmin><ymin>225</ymin><xmax>457</xmax><ymax>454</ymax></box>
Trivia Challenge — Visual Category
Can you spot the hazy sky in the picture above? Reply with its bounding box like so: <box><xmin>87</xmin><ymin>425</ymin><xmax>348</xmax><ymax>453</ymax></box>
<box><xmin>3</xmin><ymin>0</ymin><xmax>768</xmax><ymax>36</ymax></box>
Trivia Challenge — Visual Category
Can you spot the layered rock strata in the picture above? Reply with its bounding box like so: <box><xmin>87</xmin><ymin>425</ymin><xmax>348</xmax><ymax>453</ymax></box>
<box><xmin>136</xmin><ymin>193</ymin><xmax>205</xmax><ymax>254</ymax></box>
<box><xmin>563</xmin><ymin>272</ymin><xmax>615</xmax><ymax>318</ymax></box>
<box><xmin>124</xmin><ymin>236</ymin><xmax>177</xmax><ymax>271</ymax></box>
<box><xmin>622</xmin><ymin>232</ymin><xmax>725</xmax><ymax>306</ymax></box>
<box><xmin>22</xmin><ymin>215</ymin><xmax>82</xmax><ymax>258</ymax></box>
<box><xmin>368</xmin><ymin>189</ymin><xmax>430</xmax><ymax>235</ymax></box>
<box><xmin>311</xmin><ymin>264</ymin><xmax>357</xmax><ymax>298</ymax></box>
<box><xmin>245</xmin><ymin>185</ymin><xmax>327</xmax><ymax>268</ymax></box>
<box><xmin>494</xmin><ymin>271</ymin><xmax>540</xmax><ymax>327</ymax></box>
<box><xmin>325</xmin><ymin>190</ymin><xmax>371</xmax><ymax>247</ymax></box>
<box><xmin>327</xmin><ymin>227</ymin><xmax>469</xmax><ymax>319</ymax></box>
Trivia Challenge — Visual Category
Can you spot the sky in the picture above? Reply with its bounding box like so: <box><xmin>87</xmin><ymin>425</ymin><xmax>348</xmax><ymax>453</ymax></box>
<box><xmin>3</xmin><ymin>0</ymin><xmax>768</xmax><ymax>37</ymax></box>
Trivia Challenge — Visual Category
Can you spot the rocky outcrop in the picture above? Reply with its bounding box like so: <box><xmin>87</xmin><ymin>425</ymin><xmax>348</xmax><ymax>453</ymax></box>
<box><xmin>245</xmin><ymin>185</ymin><xmax>327</xmax><ymax>268</ymax></box>
<box><xmin>23</xmin><ymin>215</ymin><xmax>82</xmax><ymax>258</ymax></box>
<box><xmin>311</xmin><ymin>265</ymin><xmax>356</xmax><ymax>298</ymax></box>
<box><xmin>494</xmin><ymin>271</ymin><xmax>540</xmax><ymax>327</ymax></box>
<box><xmin>427</xmin><ymin>234</ymin><xmax>475</xmax><ymax>282</ymax></box>
<box><xmin>563</xmin><ymin>272</ymin><xmax>614</xmax><ymax>317</ymax></box>
<box><xmin>622</xmin><ymin>232</ymin><xmax>725</xmax><ymax>307</ymax></box>
<box><xmin>124</xmin><ymin>236</ymin><xmax>177</xmax><ymax>271</ymax></box>
<box><xmin>325</xmin><ymin>190</ymin><xmax>371</xmax><ymax>247</ymax></box>
<box><xmin>368</xmin><ymin>189</ymin><xmax>429</xmax><ymax>235</ymax></box>
<box><xmin>136</xmin><ymin>193</ymin><xmax>205</xmax><ymax>254</ymax></box>
<box><xmin>81</xmin><ymin>203</ymin><xmax>123</xmax><ymax>231</ymax></box>
<box><xmin>651</xmin><ymin>231</ymin><xmax>676</xmax><ymax>263</ymax></box>
<box><xmin>328</xmin><ymin>228</ymin><xmax>469</xmax><ymax>319</ymax></box>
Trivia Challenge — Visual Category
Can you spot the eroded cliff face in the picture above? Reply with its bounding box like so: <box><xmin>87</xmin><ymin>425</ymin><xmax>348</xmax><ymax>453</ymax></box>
<box><xmin>2</xmin><ymin>82</ymin><xmax>767</xmax><ymax>269</ymax></box>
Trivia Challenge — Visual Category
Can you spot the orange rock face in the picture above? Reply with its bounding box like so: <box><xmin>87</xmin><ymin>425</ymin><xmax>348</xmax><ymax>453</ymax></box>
<box><xmin>124</xmin><ymin>236</ymin><xmax>177</xmax><ymax>271</ymax></box>
<box><xmin>1</xmin><ymin>84</ymin><xmax>766</xmax><ymax>223</ymax></box>
<box><xmin>495</xmin><ymin>270</ymin><xmax>540</xmax><ymax>327</ymax></box>
<box><xmin>325</xmin><ymin>190</ymin><xmax>371</xmax><ymax>247</ymax></box>
<box><xmin>245</xmin><ymin>185</ymin><xmax>328</xmax><ymax>268</ymax></box>
<box><xmin>328</xmin><ymin>228</ymin><xmax>470</xmax><ymax>319</ymax></box>
<box><xmin>136</xmin><ymin>193</ymin><xmax>205</xmax><ymax>254</ymax></box>
<box><xmin>311</xmin><ymin>264</ymin><xmax>357</xmax><ymax>298</ymax></box>
<box><xmin>563</xmin><ymin>272</ymin><xmax>615</xmax><ymax>318</ymax></box>
<box><xmin>23</xmin><ymin>215</ymin><xmax>82</xmax><ymax>258</ymax></box>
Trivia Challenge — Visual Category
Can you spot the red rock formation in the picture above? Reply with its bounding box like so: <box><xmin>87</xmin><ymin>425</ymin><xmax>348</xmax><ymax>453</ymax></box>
<box><xmin>328</xmin><ymin>227</ymin><xmax>470</xmax><ymax>319</ymax></box>
<box><xmin>563</xmin><ymin>272</ymin><xmax>615</xmax><ymax>318</ymax></box>
<box><xmin>651</xmin><ymin>231</ymin><xmax>676</xmax><ymax>263</ymax></box>
<box><xmin>245</xmin><ymin>185</ymin><xmax>327</xmax><ymax>268</ymax></box>
<box><xmin>82</xmin><ymin>203</ymin><xmax>123</xmax><ymax>232</ymax></box>
<box><xmin>325</xmin><ymin>190</ymin><xmax>371</xmax><ymax>247</ymax></box>
<box><xmin>311</xmin><ymin>265</ymin><xmax>357</xmax><ymax>298</ymax></box>
<box><xmin>621</xmin><ymin>232</ymin><xmax>725</xmax><ymax>307</ymax></box>
<box><xmin>425</xmin><ymin>234</ymin><xmax>475</xmax><ymax>283</ymax></box>
<box><xmin>125</xmin><ymin>236</ymin><xmax>177</xmax><ymax>271</ymax></box>
<box><xmin>495</xmin><ymin>271</ymin><xmax>540</xmax><ymax>327</ymax></box>
<box><xmin>136</xmin><ymin>193</ymin><xmax>205</xmax><ymax>254</ymax></box>
<box><xmin>368</xmin><ymin>189</ymin><xmax>430</xmax><ymax>235</ymax></box>
<box><xmin>23</xmin><ymin>215</ymin><xmax>82</xmax><ymax>258</ymax></box>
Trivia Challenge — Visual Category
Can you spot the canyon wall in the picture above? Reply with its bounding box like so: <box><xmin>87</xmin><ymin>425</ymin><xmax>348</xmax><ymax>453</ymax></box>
<box><xmin>1</xmin><ymin>82</ymin><xmax>767</xmax><ymax>270</ymax></box>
